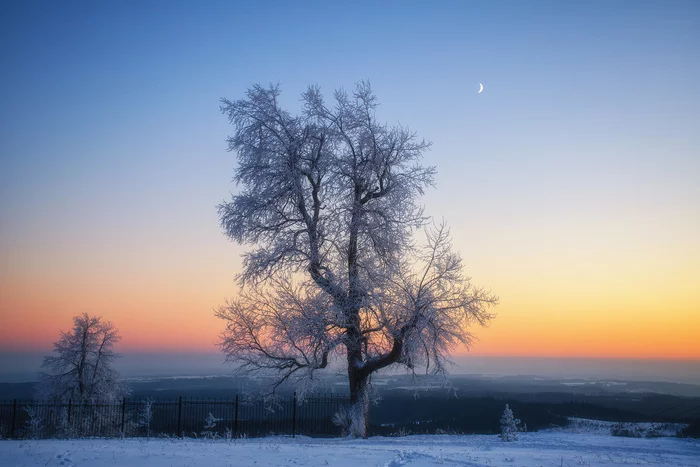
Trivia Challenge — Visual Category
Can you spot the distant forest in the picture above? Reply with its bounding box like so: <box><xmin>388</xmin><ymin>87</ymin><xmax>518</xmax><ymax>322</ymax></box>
<box><xmin>4</xmin><ymin>374</ymin><xmax>699</xmax><ymax>437</ymax></box>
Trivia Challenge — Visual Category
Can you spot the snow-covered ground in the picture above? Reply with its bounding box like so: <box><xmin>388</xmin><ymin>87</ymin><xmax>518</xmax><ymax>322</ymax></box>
<box><xmin>1</xmin><ymin>431</ymin><xmax>698</xmax><ymax>467</ymax></box>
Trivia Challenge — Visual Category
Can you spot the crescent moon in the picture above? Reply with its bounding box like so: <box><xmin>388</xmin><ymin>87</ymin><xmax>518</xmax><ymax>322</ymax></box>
<box><xmin>478</xmin><ymin>83</ymin><xmax>484</xmax><ymax>94</ymax></box>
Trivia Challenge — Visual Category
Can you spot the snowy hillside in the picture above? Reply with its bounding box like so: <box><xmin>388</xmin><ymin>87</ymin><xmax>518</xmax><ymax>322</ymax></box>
<box><xmin>1</xmin><ymin>430</ymin><xmax>698</xmax><ymax>467</ymax></box>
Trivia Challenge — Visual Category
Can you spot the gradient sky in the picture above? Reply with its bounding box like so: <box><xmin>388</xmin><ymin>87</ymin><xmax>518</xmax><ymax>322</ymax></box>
<box><xmin>1</xmin><ymin>1</ymin><xmax>698</xmax><ymax>367</ymax></box>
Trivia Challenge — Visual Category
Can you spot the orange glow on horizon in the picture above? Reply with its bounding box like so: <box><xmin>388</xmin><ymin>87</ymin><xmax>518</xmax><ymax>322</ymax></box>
<box><xmin>1</xmin><ymin>272</ymin><xmax>698</xmax><ymax>360</ymax></box>
<box><xmin>1</xmin><ymin>235</ymin><xmax>698</xmax><ymax>361</ymax></box>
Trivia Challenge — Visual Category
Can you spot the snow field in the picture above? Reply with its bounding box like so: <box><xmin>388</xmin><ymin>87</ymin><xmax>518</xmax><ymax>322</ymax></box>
<box><xmin>1</xmin><ymin>431</ymin><xmax>699</xmax><ymax>467</ymax></box>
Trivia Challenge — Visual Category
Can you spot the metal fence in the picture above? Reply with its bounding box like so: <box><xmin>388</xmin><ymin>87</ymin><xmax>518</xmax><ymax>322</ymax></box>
<box><xmin>0</xmin><ymin>393</ymin><xmax>350</xmax><ymax>439</ymax></box>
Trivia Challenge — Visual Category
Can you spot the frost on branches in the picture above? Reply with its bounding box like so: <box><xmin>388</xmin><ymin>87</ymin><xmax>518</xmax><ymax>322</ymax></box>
<box><xmin>216</xmin><ymin>82</ymin><xmax>497</xmax><ymax>437</ymax></box>
<box><xmin>138</xmin><ymin>398</ymin><xmax>155</xmax><ymax>438</ymax></box>
<box><xmin>500</xmin><ymin>404</ymin><xmax>521</xmax><ymax>442</ymax></box>
<box><xmin>202</xmin><ymin>413</ymin><xmax>221</xmax><ymax>439</ymax></box>
<box><xmin>40</xmin><ymin>313</ymin><xmax>129</xmax><ymax>403</ymax></box>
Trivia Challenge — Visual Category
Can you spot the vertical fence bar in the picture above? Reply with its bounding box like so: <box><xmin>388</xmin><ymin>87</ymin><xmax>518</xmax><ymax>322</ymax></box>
<box><xmin>231</xmin><ymin>397</ymin><xmax>235</xmax><ymax>436</ymax></box>
<box><xmin>292</xmin><ymin>392</ymin><xmax>297</xmax><ymax>438</ymax></box>
<box><xmin>177</xmin><ymin>396</ymin><xmax>182</xmax><ymax>438</ymax></box>
<box><xmin>184</xmin><ymin>398</ymin><xmax>188</xmax><ymax>437</ymax></box>
<box><xmin>120</xmin><ymin>398</ymin><xmax>126</xmax><ymax>435</ymax></box>
<box><xmin>290</xmin><ymin>395</ymin><xmax>295</xmax><ymax>436</ymax></box>
<box><xmin>67</xmin><ymin>399</ymin><xmax>72</xmax><ymax>424</ymax></box>
<box><xmin>234</xmin><ymin>395</ymin><xmax>239</xmax><ymax>436</ymax></box>
<box><xmin>10</xmin><ymin>399</ymin><xmax>17</xmax><ymax>438</ymax></box>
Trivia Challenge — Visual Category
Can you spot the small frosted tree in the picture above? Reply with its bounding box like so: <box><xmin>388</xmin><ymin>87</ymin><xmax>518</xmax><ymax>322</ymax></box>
<box><xmin>217</xmin><ymin>82</ymin><xmax>497</xmax><ymax>437</ymax></box>
<box><xmin>40</xmin><ymin>313</ymin><xmax>129</xmax><ymax>403</ymax></box>
<box><xmin>138</xmin><ymin>398</ymin><xmax>155</xmax><ymax>438</ymax></box>
<box><xmin>500</xmin><ymin>404</ymin><xmax>521</xmax><ymax>442</ymax></box>
<box><xmin>202</xmin><ymin>412</ymin><xmax>220</xmax><ymax>439</ymax></box>
<box><xmin>24</xmin><ymin>405</ymin><xmax>43</xmax><ymax>439</ymax></box>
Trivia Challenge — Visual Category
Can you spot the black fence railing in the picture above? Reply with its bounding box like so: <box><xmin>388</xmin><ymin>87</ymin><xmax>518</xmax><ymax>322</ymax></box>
<box><xmin>0</xmin><ymin>393</ymin><xmax>350</xmax><ymax>440</ymax></box>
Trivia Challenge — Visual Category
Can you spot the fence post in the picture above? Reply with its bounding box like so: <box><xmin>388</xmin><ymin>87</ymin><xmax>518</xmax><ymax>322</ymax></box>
<box><xmin>292</xmin><ymin>392</ymin><xmax>297</xmax><ymax>438</ymax></box>
<box><xmin>121</xmin><ymin>398</ymin><xmax>126</xmax><ymax>435</ymax></box>
<box><xmin>10</xmin><ymin>399</ymin><xmax>17</xmax><ymax>438</ymax></box>
<box><xmin>177</xmin><ymin>396</ymin><xmax>182</xmax><ymax>438</ymax></box>
<box><xmin>234</xmin><ymin>395</ymin><xmax>239</xmax><ymax>436</ymax></box>
<box><xmin>67</xmin><ymin>399</ymin><xmax>72</xmax><ymax>424</ymax></box>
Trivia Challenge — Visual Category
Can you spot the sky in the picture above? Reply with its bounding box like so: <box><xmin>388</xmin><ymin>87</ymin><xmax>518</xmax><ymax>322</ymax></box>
<box><xmin>0</xmin><ymin>1</ymin><xmax>698</xmax><ymax>379</ymax></box>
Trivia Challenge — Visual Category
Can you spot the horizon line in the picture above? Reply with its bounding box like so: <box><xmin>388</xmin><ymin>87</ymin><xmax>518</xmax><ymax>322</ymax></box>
<box><xmin>1</xmin><ymin>349</ymin><xmax>699</xmax><ymax>362</ymax></box>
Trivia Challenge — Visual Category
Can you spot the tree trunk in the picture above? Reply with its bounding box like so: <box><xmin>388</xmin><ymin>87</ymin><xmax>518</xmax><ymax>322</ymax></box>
<box><xmin>347</xmin><ymin>313</ymin><xmax>369</xmax><ymax>438</ymax></box>
<box><xmin>348</xmin><ymin>366</ymin><xmax>369</xmax><ymax>438</ymax></box>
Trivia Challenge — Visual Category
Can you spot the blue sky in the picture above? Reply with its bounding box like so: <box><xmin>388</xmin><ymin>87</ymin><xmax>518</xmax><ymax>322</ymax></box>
<box><xmin>0</xmin><ymin>1</ymin><xmax>698</xmax><ymax>366</ymax></box>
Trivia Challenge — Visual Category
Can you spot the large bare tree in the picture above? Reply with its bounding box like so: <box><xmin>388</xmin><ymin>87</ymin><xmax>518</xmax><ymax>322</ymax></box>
<box><xmin>217</xmin><ymin>82</ymin><xmax>496</xmax><ymax>436</ymax></box>
<box><xmin>40</xmin><ymin>313</ymin><xmax>129</xmax><ymax>403</ymax></box>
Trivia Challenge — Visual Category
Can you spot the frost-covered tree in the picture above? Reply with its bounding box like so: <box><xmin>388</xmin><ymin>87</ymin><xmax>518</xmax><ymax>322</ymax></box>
<box><xmin>24</xmin><ymin>405</ymin><xmax>43</xmax><ymax>439</ymax></box>
<box><xmin>40</xmin><ymin>313</ymin><xmax>129</xmax><ymax>403</ymax></box>
<box><xmin>202</xmin><ymin>412</ymin><xmax>220</xmax><ymax>439</ymax></box>
<box><xmin>216</xmin><ymin>82</ymin><xmax>497</xmax><ymax>437</ymax></box>
<box><xmin>138</xmin><ymin>398</ymin><xmax>155</xmax><ymax>438</ymax></box>
<box><xmin>500</xmin><ymin>404</ymin><xmax>521</xmax><ymax>442</ymax></box>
